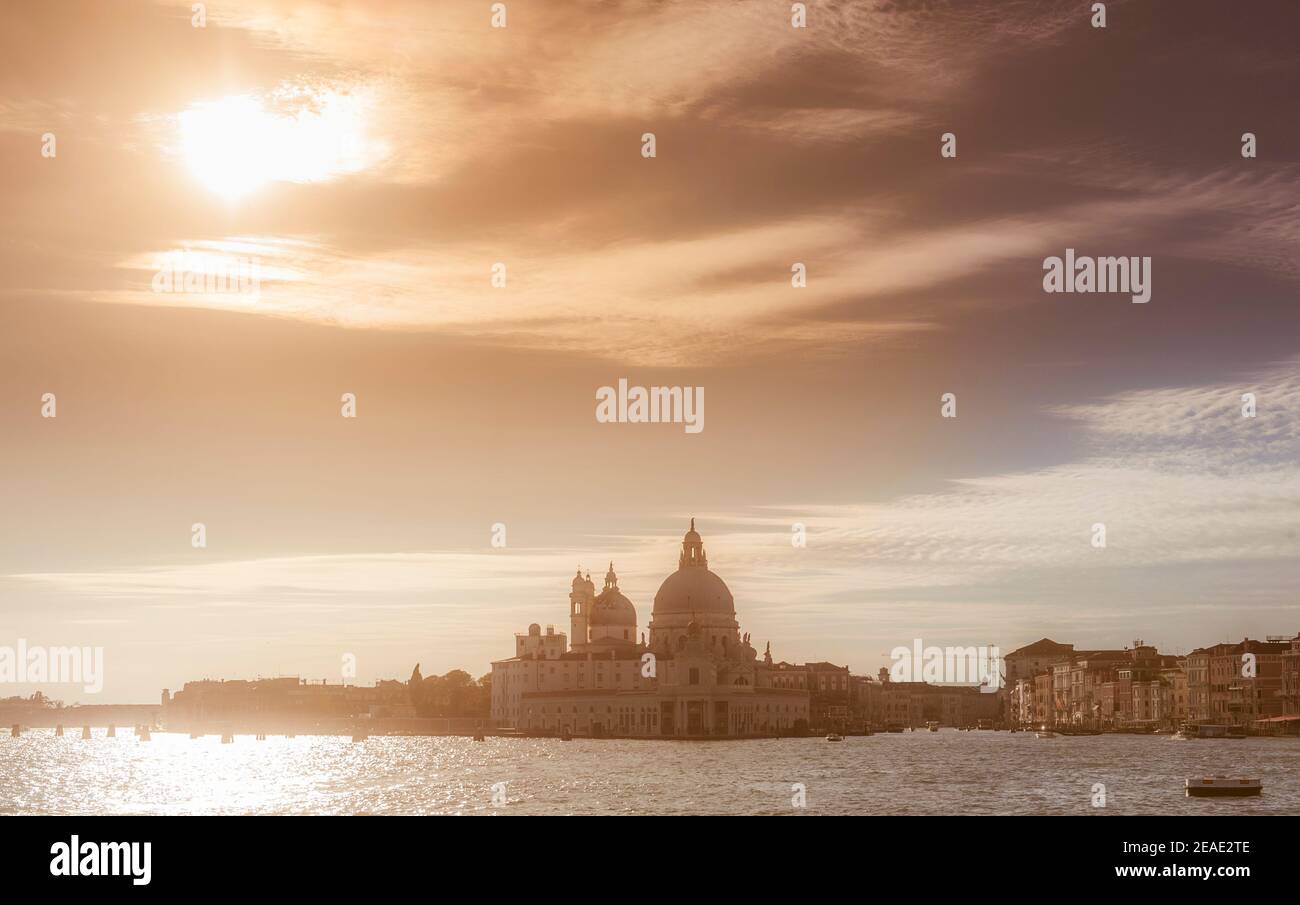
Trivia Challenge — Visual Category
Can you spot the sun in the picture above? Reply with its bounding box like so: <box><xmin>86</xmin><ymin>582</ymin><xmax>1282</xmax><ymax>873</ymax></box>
<box><xmin>178</xmin><ymin>86</ymin><xmax>375</xmax><ymax>198</ymax></box>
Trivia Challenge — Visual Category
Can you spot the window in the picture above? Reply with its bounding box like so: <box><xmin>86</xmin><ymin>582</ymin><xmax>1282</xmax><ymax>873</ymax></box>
<box><xmin>689</xmin><ymin>668</ymin><xmax>700</xmax><ymax>685</ymax></box>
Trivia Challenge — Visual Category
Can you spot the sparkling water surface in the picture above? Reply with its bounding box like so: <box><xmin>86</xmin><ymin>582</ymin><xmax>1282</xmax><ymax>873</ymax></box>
<box><xmin>3</xmin><ymin>730</ymin><xmax>1297</xmax><ymax>815</ymax></box>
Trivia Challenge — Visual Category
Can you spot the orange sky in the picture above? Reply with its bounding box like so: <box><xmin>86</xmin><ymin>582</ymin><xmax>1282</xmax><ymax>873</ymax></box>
<box><xmin>2</xmin><ymin>0</ymin><xmax>1299</xmax><ymax>702</ymax></box>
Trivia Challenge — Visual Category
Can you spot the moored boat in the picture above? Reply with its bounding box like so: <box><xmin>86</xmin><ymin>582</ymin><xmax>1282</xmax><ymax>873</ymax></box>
<box><xmin>825</xmin><ymin>732</ymin><xmax>844</xmax><ymax>742</ymax></box>
<box><xmin>1186</xmin><ymin>776</ymin><xmax>1261</xmax><ymax>797</ymax></box>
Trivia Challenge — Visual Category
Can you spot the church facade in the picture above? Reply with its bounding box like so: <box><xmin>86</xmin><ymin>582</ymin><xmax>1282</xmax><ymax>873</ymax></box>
<box><xmin>490</xmin><ymin>521</ymin><xmax>810</xmax><ymax>737</ymax></box>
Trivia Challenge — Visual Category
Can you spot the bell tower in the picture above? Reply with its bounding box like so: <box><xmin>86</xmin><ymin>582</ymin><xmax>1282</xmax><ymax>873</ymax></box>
<box><xmin>569</xmin><ymin>569</ymin><xmax>593</xmax><ymax>650</ymax></box>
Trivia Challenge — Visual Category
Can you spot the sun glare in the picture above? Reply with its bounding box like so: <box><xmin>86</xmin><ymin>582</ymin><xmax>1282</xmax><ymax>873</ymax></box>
<box><xmin>178</xmin><ymin>87</ymin><xmax>376</xmax><ymax>198</ymax></box>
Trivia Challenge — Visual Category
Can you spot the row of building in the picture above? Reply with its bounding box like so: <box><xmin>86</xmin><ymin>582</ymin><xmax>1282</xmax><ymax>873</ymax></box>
<box><xmin>1003</xmin><ymin>635</ymin><xmax>1300</xmax><ymax>731</ymax></box>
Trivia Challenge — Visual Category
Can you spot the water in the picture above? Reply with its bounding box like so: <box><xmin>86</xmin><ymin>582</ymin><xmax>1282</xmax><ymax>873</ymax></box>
<box><xmin>3</xmin><ymin>729</ymin><xmax>1296</xmax><ymax>815</ymax></box>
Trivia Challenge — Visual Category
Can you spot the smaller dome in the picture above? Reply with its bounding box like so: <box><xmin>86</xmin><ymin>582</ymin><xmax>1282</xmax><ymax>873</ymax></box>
<box><xmin>589</xmin><ymin>589</ymin><xmax>637</xmax><ymax>626</ymax></box>
<box><xmin>571</xmin><ymin>569</ymin><xmax>585</xmax><ymax>591</ymax></box>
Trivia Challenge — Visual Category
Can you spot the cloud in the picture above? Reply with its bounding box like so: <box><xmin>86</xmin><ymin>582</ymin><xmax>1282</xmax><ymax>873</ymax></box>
<box><xmin>13</xmin><ymin>359</ymin><xmax>1299</xmax><ymax>649</ymax></box>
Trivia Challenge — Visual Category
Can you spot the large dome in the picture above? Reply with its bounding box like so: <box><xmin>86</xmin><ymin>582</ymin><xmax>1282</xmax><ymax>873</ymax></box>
<box><xmin>653</xmin><ymin>566</ymin><xmax>734</xmax><ymax>616</ymax></box>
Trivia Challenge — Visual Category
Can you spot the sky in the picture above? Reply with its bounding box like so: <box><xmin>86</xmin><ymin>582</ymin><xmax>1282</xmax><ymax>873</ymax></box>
<box><xmin>1</xmin><ymin>0</ymin><xmax>1298</xmax><ymax>702</ymax></box>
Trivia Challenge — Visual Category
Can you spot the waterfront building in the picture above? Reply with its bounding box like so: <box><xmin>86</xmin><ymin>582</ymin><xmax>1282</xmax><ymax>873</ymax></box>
<box><xmin>1003</xmin><ymin>638</ymin><xmax>1074</xmax><ymax>725</ymax></box>
<box><xmin>849</xmin><ymin>673</ymin><xmax>879</xmax><ymax>727</ymax></box>
<box><xmin>1004</xmin><ymin>638</ymin><xmax>1075</xmax><ymax>688</ymax></box>
<box><xmin>163</xmin><ymin>676</ymin><xmax>412</xmax><ymax>726</ymax></box>
<box><xmin>1033</xmin><ymin>672</ymin><xmax>1054</xmax><ymax>726</ymax></box>
<box><xmin>1160</xmin><ymin>662</ymin><xmax>1189</xmax><ymax>727</ymax></box>
<box><xmin>490</xmin><ymin>521</ymin><xmax>811</xmax><ymax>737</ymax></box>
<box><xmin>857</xmin><ymin>669</ymin><xmax>998</xmax><ymax>727</ymax></box>
<box><xmin>1187</xmin><ymin>638</ymin><xmax>1291</xmax><ymax>726</ymax></box>
<box><xmin>801</xmin><ymin>661</ymin><xmax>853</xmax><ymax>728</ymax></box>
<box><xmin>1010</xmin><ymin>678</ymin><xmax>1035</xmax><ymax>726</ymax></box>
<box><xmin>1281</xmin><ymin>634</ymin><xmax>1300</xmax><ymax>722</ymax></box>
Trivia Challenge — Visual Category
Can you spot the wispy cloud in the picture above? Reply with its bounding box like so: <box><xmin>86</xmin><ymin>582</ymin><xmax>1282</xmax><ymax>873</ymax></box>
<box><xmin>12</xmin><ymin>360</ymin><xmax>1299</xmax><ymax>662</ymax></box>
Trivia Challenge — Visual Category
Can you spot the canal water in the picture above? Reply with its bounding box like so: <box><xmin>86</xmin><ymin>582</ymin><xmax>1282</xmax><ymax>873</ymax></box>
<box><xmin>3</xmin><ymin>729</ymin><xmax>1295</xmax><ymax>815</ymax></box>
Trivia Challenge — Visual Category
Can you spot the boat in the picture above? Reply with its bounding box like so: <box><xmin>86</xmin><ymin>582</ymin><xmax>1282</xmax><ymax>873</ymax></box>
<box><xmin>1036</xmin><ymin>728</ymin><xmax>1057</xmax><ymax>738</ymax></box>
<box><xmin>1186</xmin><ymin>776</ymin><xmax>1262</xmax><ymax>798</ymax></box>
<box><xmin>825</xmin><ymin>733</ymin><xmax>844</xmax><ymax>742</ymax></box>
<box><xmin>1183</xmin><ymin>723</ymin><xmax>1248</xmax><ymax>740</ymax></box>
<box><xmin>926</xmin><ymin>721</ymin><xmax>939</xmax><ymax>732</ymax></box>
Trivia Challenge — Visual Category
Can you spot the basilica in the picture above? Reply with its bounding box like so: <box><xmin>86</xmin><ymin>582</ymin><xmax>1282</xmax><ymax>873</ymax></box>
<box><xmin>490</xmin><ymin>521</ymin><xmax>810</xmax><ymax>737</ymax></box>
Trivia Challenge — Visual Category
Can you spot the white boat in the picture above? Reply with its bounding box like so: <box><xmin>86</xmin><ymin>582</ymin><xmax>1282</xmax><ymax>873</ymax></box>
<box><xmin>1186</xmin><ymin>776</ymin><xmax>1261</xmax><ymax>798</ymax></box>
<box><xmin>1036</xmin><ymin>730</ymin><xmax>1057</xmax><ymax>739</ymax></box>
<box><xmin>825</xmin><ymin>733</ymin><xmax>844</xmax><ymax>742</ymax></box>
<box><xmin>926</xmin><ymin>721</ymin><xmax>940</xmax><ymax>733</ymax></box>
